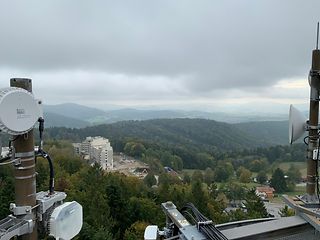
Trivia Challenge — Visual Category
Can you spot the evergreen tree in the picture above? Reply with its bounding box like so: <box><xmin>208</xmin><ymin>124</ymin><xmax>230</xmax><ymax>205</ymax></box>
<box><xmin>0</xmin><ymin>166</ymin><xmax>14</xmax><ymax>219</ymax></box>
<box><xmin>245</xmin><ymin>189</ymin><xmax>268</xmax><ymax>218</ymax></box>
<box><xmin>191</xmin><ymin>181</ymin><xmax>208</xmax><ymax>214</ymax></box>
<box><xmin>270</xmin><ymin>168</ymin><xmax>287</xmax><ymax>193</ymax></box>
<box><xmin>256</xmin><ymin>171</ymin><xmax>268</xmax><ymax>184</ymax></box>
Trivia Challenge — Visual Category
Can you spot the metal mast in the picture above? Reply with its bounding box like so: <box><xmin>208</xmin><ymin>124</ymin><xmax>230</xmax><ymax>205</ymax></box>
<box><xmin>10</xmin><ymin>78</ymin><xmax>38</xmax><ymax>240</ymax></box>
<box><xmin>0</xmin><ymin>79</ymin><xmax>82</xmax><ymax>240</ymax></box>
<box><xmin>306</xmin><ymin>22</ymin><xmax>320</xmax><ymax>200</ymax></box>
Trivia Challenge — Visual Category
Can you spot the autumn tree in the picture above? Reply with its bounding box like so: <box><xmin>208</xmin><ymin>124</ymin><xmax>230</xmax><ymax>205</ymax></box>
<box><xmin>183</xmin><ymin>172</ymin><xmax>191</xmax><ymax>184</ymax></box>
<box><xmin>192</xmin><ymin>170</ymin><xmax>204</xmax><ymax>183</ymax></box>
<box><xmin>204</xmin><ymin>167</ymin><xmax>215</xmax><ymax>185</ymax></box>
<box><xmin>143</xmin><ymin>173</ymin><xmax>157</xmax><ymax>187</ymax></box>
<box><xmin>237</xmin><ymin>167</ymin><xmax>252</xmax><ymax>183</ymax></box>
<box><xmin>248</xmin><ymin>159</ymin><xmax>267</xmax><ymax>172</ymax></box>
<box><xmin>124</xmin><ymin>221</ymin><xmax>149</xmax><ymax>240</ymax></box>
<box><xmin>286</xmin><ymin>164</ymin><xmax>302</xmax><ymax>183</ymax></box>
<box><xmin>214</xmin><ymin>162</ymin><xmax>234</xmax><ymax>182</ymax></box>
<box><xmin>124</xmin><ymin>142</ymin><xmax>146</xmax><ymax>158</ymax></box>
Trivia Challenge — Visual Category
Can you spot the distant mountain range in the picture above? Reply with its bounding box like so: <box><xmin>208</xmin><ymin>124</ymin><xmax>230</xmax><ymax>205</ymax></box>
<box><xmin>43</xmin><ymin>103</ymin><xmax>290</xmax><ymax>128</ymax></box>
<box><xmin>41</xmin><ymin>103</ymin><xmax>292</xmax><ymax>145</ymax></box>
<box><xmin>44</xmin><ymin>112</ymin><xmax>88</xmax><ymax>129</ymax></box>
<box><xmin>46</xmin><ymin>118</ymin><xmax>291</xmax><ymax>152</ymax></box>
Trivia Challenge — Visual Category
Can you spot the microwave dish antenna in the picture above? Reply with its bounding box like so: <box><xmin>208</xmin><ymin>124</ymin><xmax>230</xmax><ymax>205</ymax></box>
<box><xmin>0</xmin><ymin>87</ymin><xmax>41</xmax><ymax>135</ymax></box>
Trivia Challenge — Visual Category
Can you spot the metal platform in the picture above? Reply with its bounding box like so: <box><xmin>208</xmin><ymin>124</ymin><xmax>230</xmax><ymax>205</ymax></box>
<box><xmin>213</xmin><ymin>195</ymin><xmax>320</xmax><ymax>240</ymax></box>
<box><xmin>218</xmin><ymin>216</ymin><xmax>317</xmax><ymax>240</ymax></box>
<box><xmin>0</xmin><ymin>215</ymin><xmax>33</xmax><ymax>240</ymax></box>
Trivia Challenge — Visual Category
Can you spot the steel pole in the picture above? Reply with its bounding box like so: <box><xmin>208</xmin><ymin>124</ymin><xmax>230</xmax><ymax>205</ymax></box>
<box><xmin>10</xmin><ymin>78</ymin><xmax>37</xmax><ymax>240</ymax></box>
<box><xmin>307</xmin><ymin>50</ymin><xmax>320</xmax><ymax>198</ymax></box>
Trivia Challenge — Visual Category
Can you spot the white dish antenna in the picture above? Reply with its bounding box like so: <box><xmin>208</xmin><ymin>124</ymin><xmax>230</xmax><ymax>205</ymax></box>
<box><xmin>144</xmin><ymin>225</ymin><xmax>158</xmax><ymax>240</ymax></box>
<box><xmin>49</xmin><ymin>201</ymin><xmax>83</xmax><ymax>240</ymax></box>
<box><xmin>0</xmin><ymin>87</ymin><xmax>41</xmax><ymax>135</ymax></box>
<box><xmin>289</xmin><ymin>104</ymin><xmax>307</xmax><ymax>144</ymax></box>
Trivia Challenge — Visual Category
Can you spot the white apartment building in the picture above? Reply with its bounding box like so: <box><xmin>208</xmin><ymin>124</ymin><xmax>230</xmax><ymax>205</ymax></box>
<box><xmin>73</xmin><ymin>136</ymin><xmax>113</xmax><ymax>170</ymax></box>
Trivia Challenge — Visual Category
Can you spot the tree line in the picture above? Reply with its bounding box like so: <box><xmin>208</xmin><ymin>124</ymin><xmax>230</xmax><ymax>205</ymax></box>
<box><xmin>0</xmin><ymin>140</ymin><xmax>269</xmax><ymax>240</ymax></box>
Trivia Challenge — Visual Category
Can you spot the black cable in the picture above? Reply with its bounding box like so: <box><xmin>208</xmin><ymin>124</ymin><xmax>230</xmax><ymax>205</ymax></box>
<box><xmin>38</xmin><ymin>117</ymin><xmax>44</xmax><ymax>150</ymax></box>
<box><xmin>35</xmin><ymin>117</ymin><xmax>55</xmax><ymax>195</ymax></box>
<box><xmin>8</xmin><ymin>135</ymin><xmax>19</xmax><ymax>148</ymax></box>
<box><xmin>181</xmin><ymin>203</ymin><xmax>228</xmax><ymax>240</ymax></box>
<box><xmin>0</xmin><ymin>156</ymin><xmax>11</xmax><ymax>163</ymax></box>
<box><xmin>36</xmin><ymin>149</ymin><xmax>55</xmax><ymax>195</ymax></box>
<box><xmin>181</xmin><ymin>209</ymin><xmax>197</xmax><ymax>224</ymax></box>
<box><xmin>8</xmin><ymin>135</ymin><xmax>20</xmax><ymax>157</ymax></box>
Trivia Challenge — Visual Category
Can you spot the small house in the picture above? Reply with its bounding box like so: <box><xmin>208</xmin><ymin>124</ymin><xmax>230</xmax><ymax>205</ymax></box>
<box><xmin>255</xmin><ymin>186</ymin><xmax>275</xmax><ymax>200</ymax></box>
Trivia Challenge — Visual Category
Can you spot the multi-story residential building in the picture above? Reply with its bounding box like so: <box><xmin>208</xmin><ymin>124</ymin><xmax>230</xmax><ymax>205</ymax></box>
<box><xmin>73</xmin><ymin>136</ymin><xmax>113</xmax><ymax>170</ymax></box>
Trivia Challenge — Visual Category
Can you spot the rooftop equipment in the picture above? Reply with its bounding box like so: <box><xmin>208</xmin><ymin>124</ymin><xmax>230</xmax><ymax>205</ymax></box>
<box><xmin>0</xmin><ymin>79</ymin><xmax>83</xmax><ymax>240</ymax></box>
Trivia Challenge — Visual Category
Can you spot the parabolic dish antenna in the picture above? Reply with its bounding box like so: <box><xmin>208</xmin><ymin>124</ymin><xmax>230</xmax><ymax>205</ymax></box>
<box><xmin>288</xmin><ymin>104</ymin><xmax>307</xmax><ymax>144</ymax></box>
<box><xmin>0</xmin><ymin>87</ymin><xmax>41</xmax><ymax>135</ymax></box>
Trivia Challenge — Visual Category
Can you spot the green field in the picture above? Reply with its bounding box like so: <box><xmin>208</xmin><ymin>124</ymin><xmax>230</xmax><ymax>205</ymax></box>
<box><xmin>182</xmin><ymin>169</ymin><xmax>200</xmax><ymax>175</ymax></box>
<box><xmin>276</xmin><ymin>162</ymin><xmax>307</xmax><ymax>177</ymax></box>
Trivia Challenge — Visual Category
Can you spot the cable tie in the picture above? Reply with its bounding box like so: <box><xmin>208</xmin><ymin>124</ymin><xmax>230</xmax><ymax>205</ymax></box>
<box><xmin>197</xmin><ymin>220</ymin><xmax>213</xmax><ymax>230</ymax></box>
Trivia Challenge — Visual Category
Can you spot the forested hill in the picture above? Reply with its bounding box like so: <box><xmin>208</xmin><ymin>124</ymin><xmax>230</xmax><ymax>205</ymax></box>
<box><xmin>45</xmin><ymin>118</ymin><xmax>284</xmax><ymax>151</ymax></box>
<box><xmin>234</xmin><ymin>121</ymin><xmax>289</xmax><ymax>146</ymax></box>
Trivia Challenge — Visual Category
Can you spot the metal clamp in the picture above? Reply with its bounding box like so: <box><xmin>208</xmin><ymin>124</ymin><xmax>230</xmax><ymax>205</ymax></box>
<box><xmin>36</xmin><ymin>191</ymin><xmax>66</xmax><ymax>216</ymax></box>
<box><xmin>9</xmin><ymin>204</ymin><xmax>32</xmax><ymax>216</ymax></box>
<box><xmin>14</xmin><ymin>151</ymin><xmax>35</xmax><ymax>158</ymax></box>
<box><xmin>310</xmin><ymin>69</ymin><xmax>320</xmax><ymax>77</ymax></box>
<box><xmin>306</xmin><ymin>125</ymin><xmax>319</xmax><ymax>130</ymax></box>
<box><xmin>197</xmin><ymin>220</ymin><xmax>213</xmax><ymax>230</ymax></box>
<box><xmin>15</xmin><ymin>164</ymin><xmax>35</xmax><ymax>170</ymax></box>
<box><xmin>0</xmin><ymin>215</ymin><xmax>34</xmax><ymax>240</ymax></box>
<box><xmin>15</xmin><ymin>174</ymin><xmax>36</xmax><ymax>180</ymax></box>
<box><xmin>0</xmin><ymin>158</ymin><xmax>21</xmax><ymax>167</ymax></box>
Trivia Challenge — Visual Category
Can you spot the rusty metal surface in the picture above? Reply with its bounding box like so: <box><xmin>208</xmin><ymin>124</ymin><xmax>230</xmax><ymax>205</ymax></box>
<box><xmin>10</xmin><ymin>78</ymin><xmax>37</xmax><ymax>240</ymax></box>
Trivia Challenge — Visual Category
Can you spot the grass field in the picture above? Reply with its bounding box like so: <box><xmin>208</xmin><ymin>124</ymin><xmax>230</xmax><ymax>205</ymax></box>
<box><xmin>276</xmin><ymin>161</ymin><xmax>307</xmax><ymax>177</ymax></box>
<box><xmin>182</xmin><ymin>169</ymin><xmax>200</xmax><ymax>175</ymax></box>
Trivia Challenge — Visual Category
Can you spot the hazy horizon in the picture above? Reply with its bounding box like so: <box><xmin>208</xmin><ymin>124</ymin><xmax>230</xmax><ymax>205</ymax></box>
<box><xmin>45</xmin><ymin>101</ymin><xmax>308</xmax><ymax>116</ymax></box>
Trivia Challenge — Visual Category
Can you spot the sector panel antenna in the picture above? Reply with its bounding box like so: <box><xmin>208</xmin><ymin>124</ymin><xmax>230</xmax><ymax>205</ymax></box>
<box><xmin>289</xmin><ymin>104</ymin><xmax>307</xmax><ymax>144</ymax></box>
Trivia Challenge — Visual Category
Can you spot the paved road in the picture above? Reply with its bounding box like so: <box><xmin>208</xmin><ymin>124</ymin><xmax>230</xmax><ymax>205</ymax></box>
<box><xmin>264</xmin><ymin>202</ymin><xmax>286</xmax><ymax>217</ymax></box>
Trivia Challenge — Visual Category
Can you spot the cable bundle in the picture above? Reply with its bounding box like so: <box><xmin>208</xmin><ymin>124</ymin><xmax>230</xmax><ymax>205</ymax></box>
<box><xmin>181</xmin><ymin>203</ymin><xmax>228</xmax><ymax>240</ymax></box>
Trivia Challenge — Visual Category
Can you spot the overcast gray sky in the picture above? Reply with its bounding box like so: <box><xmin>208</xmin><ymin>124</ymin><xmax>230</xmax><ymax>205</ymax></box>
<box><xmin>0</xmin><ymin>0</ymin><xmax>319</xmax><ymax>113</ymax></box>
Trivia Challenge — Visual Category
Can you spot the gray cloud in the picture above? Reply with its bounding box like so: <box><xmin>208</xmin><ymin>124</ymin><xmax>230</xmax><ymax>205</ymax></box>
<box><xmin>0</xmin><ymin>0</ymin><xmax>319</xmax><ymax>111</ymax></box>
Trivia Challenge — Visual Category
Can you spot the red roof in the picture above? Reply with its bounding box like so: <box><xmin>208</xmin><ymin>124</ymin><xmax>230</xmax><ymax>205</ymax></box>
<box><xmin>256</xmin><ymin>186</ymin><xmax>275</xmax><ymax>193</ymax></box>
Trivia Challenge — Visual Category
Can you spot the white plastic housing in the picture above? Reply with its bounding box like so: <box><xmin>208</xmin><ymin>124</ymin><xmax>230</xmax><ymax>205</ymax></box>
<box><xmin>49</xmin><ymin>201</ymin><xmax>83</xmax><ymax>240</ymax></box>
<box><xmin>313</xmin><ymin>149</ymin><xmax>320</xmax><ymax>160</ymax></box>
<box><xmin>144</xmin><ymin>225</ymin><xmax>158</xmax><ymax>240</ymax></box>
<box><xmin>288</xmin><ymin>104</ymin><xmax>307</xmax><ymax>144</ymax></box>
<box><xmin>0</xmin><ymin>87</ymin><xmax>41</xmax><ymax>135</ymax></box>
